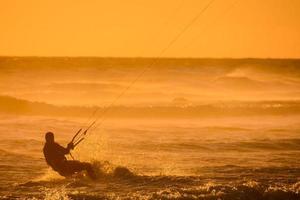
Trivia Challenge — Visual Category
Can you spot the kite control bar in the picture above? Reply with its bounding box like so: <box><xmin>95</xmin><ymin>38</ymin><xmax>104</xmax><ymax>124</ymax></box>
<box><xmin>71</xmin><ymin>128</ymin><xmax>82</xmax><ymax>143</ymax></box>
<box><xmin>70</xmin><ymin>120</ymin><xmax>96</xmax><ymax>149</ymax></box>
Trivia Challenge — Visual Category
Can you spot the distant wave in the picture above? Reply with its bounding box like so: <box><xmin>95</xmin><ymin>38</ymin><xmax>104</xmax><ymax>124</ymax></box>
<box><xmin>1</xmin><ymin>95</ymin><xmax>300</xmax><ymax>118</ymax></box>
<box><xmin>234</xmin><ymin>139</ymin><xmax>300</xmax><ymax>151</ymax></box>
<box><xmin>200</xmin><ymin>126</ymin><xmax>251</xmax><ymax>131</ymax></box>
<box><xmin>48</xmin><ymin>82</ymin><xmax>124</xmax><ymax>91</ymax></box>
<box><xmin>137</xmin><ymin>138</ymin><xmax>300</xmax><ymax>152</ymax></box>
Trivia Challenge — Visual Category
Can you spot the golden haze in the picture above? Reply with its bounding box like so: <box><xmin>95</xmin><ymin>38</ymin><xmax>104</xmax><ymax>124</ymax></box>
<box><xmin>0</xmin><ymin>0</ymin><xmax>299</xmax><ymax>58</ymax></box>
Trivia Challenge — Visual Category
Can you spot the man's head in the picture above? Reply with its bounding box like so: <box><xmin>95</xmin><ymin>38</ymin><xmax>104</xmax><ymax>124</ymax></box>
<box><xmin>45</xmin><ymin>132</ymin><xmax>54</xmax><ymax>143</ymax></box>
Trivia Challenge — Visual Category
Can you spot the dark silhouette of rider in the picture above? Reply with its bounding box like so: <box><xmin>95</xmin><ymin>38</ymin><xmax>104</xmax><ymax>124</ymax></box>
<box><xmin>43</xmin><ymin>132</ymin><xmax>96</xmax><ymax>179</ymax></box>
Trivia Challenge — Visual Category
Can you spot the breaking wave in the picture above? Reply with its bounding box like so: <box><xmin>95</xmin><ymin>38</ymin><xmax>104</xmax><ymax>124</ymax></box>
<box><xmin>3</xmin><ymin>161</ymin><xmax>297</xmax><ymax>200</ymax></box>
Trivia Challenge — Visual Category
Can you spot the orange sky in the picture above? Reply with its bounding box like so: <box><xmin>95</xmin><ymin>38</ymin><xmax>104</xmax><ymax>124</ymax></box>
<box><xmin>0</xmin><ymin>0</ymin><xmax>299</xmax><ymax>58</ymax></box>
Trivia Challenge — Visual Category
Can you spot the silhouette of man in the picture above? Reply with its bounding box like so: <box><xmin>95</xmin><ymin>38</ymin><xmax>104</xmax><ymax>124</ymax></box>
<box><xmin>43</xmin><ymin>132</ymin><xmax>96</xmax><ymax>179</ymax></box>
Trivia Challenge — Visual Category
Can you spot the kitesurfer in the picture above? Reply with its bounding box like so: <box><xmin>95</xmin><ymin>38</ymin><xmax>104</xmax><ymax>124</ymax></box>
<box><xmin>43</xmin><ymin>132</ymin><xmax>96</xmax><ymax>179</ymax></box>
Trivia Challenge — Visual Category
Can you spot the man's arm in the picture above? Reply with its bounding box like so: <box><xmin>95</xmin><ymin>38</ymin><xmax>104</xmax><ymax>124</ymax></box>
<box><xmin>54</xmin><ymin>143</ymin><xmax>72</xmax><ymax>155</ymax></box>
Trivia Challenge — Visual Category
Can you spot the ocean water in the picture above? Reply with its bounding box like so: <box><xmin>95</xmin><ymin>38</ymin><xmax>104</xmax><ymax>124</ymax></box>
<box><xmin>0</xmin><ymin>58</ymin><xmax>300</xmax><ymax>199</ymax></box>
<box><xmin>0</xmin><ymin>114</ymin><xmax>299</xmax><ymax>199</ymax></box>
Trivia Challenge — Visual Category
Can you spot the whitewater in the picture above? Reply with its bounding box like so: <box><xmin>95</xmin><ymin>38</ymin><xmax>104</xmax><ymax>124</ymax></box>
<box><xmin>0</xmin><ymin>115</ymin><xmax>299</xmax><ymax>199</ymax></box>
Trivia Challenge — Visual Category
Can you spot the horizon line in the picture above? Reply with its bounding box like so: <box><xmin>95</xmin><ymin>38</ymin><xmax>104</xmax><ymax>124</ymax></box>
<box><xmin>0</xmin><ymin>55</ymin><xmax>299</xmax><ymax>60</ymax></box>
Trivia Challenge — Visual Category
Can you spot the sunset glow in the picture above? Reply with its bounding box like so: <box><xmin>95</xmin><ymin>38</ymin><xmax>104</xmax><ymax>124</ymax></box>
<box><xmin>0</xmin><ymin>0</ymin><xmax>299</xmax><ymax>58</ymax></box>
<box><xmin>0</xmin><ymin>1</ymin><xmax>300</xmax><ymax>199</ymax></box>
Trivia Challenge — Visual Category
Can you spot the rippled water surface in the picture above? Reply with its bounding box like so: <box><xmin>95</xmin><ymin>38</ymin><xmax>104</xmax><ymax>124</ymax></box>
<box><xmin>0</xmin><ymin>115</ymin><xmax>299</xmax><ymax>199</ymax></box>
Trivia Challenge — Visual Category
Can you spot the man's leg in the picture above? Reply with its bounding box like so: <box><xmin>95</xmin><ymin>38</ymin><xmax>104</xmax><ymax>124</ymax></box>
<box><xmin>63</xmin><ymin>160</ymin><xmax>96</xmax><ymax>179</ymax></box>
